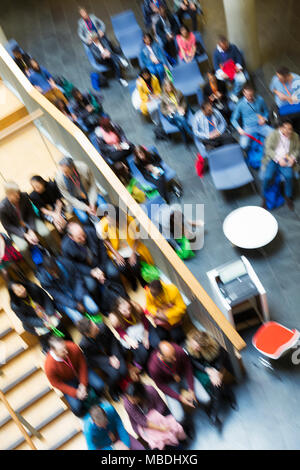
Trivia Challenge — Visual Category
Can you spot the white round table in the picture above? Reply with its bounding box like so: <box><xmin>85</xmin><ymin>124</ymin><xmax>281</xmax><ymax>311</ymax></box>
<box><xmin>223</xmin><ymin>206</ymin><xmax>278</xmax><ymax>249</ymax></box>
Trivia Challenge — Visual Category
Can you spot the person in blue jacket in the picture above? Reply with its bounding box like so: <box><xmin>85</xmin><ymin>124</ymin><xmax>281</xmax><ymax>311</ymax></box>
<box><xmin>140</xmin><ymin>33</ymin><xmax>168</xmax><ymax>83</ymax></box>
<box><xmin>83</xmin><ymin>402</ymin><xmax>144</xmax><ymax>450</ymax></box>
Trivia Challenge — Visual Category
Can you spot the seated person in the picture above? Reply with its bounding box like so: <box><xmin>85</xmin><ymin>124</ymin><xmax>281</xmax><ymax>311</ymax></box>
<box><xmin>29</xmin><ymin>175</ymin><xmax>67</xmax><ymax>234</ymax></box>
<box><xmin>0</xmin><ymin>182</ymin><xmax>57</xmax><ymax>265</ymax></box>
<box><xmin>9</xmin><ymin>280</ymin><xmax>67</xmax><ymax>352</ymax></box>
<box><xmin>12</xmin><ymin>46</ymin><xmax>31</xmax><ymax>75</ymax></box>
<box><xmin>89</xmin><ymin>34</ymin><xmax>128</xmax><ymax>87</ymax></box>
<box><xmin>37</xmin><ymin>256</ymin><xmax>100</xmax><ymax>324</ymax></box>
<box><xmin>136</xmin><ymin>68</ymin><xmax>162</xmax><ymax>125</ymax></box>
<box><xmin>133</xmin><ymin>145</ymin><xmax>170</xmax><ymax>203</ymax></box>
<box><xmin>176</xmin><ymin>25</ymin><xmax>199</xmax><ymax>63</ymax></box>
<box><xmin>109</xmin><ymin>296</ymin><xmax>151</xmax><ymax>369</ymax></box>
<box><xmin>142</xmin><ymin>0</ymin><xmax>167</xmax><ymax>30</ymax></box>
<box><xmin>140</xmin><ymin>33</ymin><xmax>168</xmax><ymax>84</ymax></box>
<box><xmin>156</xmin><ymin>5</ymin><xmax>179</xmax><ymax>65</ymax></box>
<box><xmin>161</xmin><ymin>80</ymin><xmax>193</xmax><ymax>145</ymax></box>
<box><xmin>77</xmin><ymin>6</ymin><xmax>106</xmax><ymax>45</ymax></box>
<box><xmin>55</xmin><ymin>98</ymin><xmax>78</xmax><ymax>123</ymax></box>
<box><xmin>62</xmin><ymin>222</ymin><xmax>126</xmax><ymax>314</ymax></box>
<box><xmin>192</xmin><ymin>100</ymin><xmax>231</xmax><ymax>156</ymax></box>
<box><xmin>0</xmin><ymin>232</ymin><xmax>23</xmax><ymax>282</ymax></box>
<box><xmin>270</xmin><ymin>66</ymin><xmax>300</xmax><ymax>117</ymax></box>
<box><xmin>83</xmin><ymin>403</ymin><xmax>144</xmax><ymax>450</ymax></box>
<box><xmin>174</xmin><ymin>0</ymin><xmax>202</xmax><ymax>31</ymax></box>
<box><xmin>124</xmin><ymin>381</ymin><xmax>186</xmax><ymax>450</ymax></box>
<box><xmin>148</xmin><ymin>341</ymin><xmax>210</xmax><ymax>433</ymax></box>
<box><xmin>203</xmin><ymin>69</ymin><xmax>231</xmax><ymax>120</ymax></box>
<box><xmin>95</xmin><ymin>117</ymin><xmax>133</xmax><ymax>164</ymax></box>
<box><xmin>145</xmin><ymin>279</ymin><xmax>187</xmax><ymax>348</ymax></box>
<box><xmin>28</xmin><ymin>59</ymin><xmax>68</xmax><ymax>105</ymax></box>
<box><xmin>45</xmin><ymin>337</ymin><xmax>105</xmax><ymax>417</ymax></box>
<box><xmin>77</xmin><ymin>317</ymin><xmax>127</xmax><ymax>401</ymax></box>
<box><xmin>262</xmin><ymin>119</ymin><xmax>300</xmax><ymax>211</ymax></box>
<box><xmin>231</xmin><ymin>83</ymin><xmax>272</xmax><ymax>150</ymax></box>
<box><xmin>96</xmin><ymin>206</ymin><xmax>154</xmax><ymax>291</ymax></box>
<box><xmin>55</xmin><ymin>157</ymin><xmax>106</xmax><ymax>225</ymax></box>
<box><xmin>112</xmin><ymin>161</ymin><xmax>148</xmax><ymax>204</ymax></box>
<box><xmin>185</xmin><ymin>329</ymin><xmax>237</xmax><ymax>428</ymax></box>
<box><xmin>213</xmin><ymin>35</ymin><xmax>247</xmax><ymax>103</ymax></box>
<box><xmin>71</xmin><ymin>88</ymin><xmax>103</xmax><ymax>132</ymax></box>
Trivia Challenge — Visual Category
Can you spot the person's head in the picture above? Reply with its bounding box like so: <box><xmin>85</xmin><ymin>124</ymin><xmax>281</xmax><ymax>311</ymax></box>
<box><xmin>158</xmin><ymin>5</ymin><xmax>167</xmax><ymax>17</ymax></box>
<box><xmin>12</xmin><ymin>46</ymin><xmax>22</xmax><ymax>59</ymax></box>
<box><xmin>99</xmin><ymin>116</ymin><xmax>115</xmax><ymax>133</ymax></box>
<box><xmin>9</xmin><ymin>281</ymin><xmax>28</xmax><ymax>300</ymax></box>
<box><xmin>90</xmin><ymin>405</ymin><xmax>108</xmax><ymax>428</ymax></box>
<box><xmin>29</xmin><ymin>59</ymin><xmax>41</xmax><ymax>72</ymax></box>
<box><xmin>158</xmin><ymin>341</ymin><xmax>176</xmax><ymax>365</ymax></box>
<box><xmin>163</xmin><ymin>79</ymin><xmax>176</xmax><ymax>95</ymax></box>
<box><xmin>186</xmin><ymin>329</ymin><xmax>219</xmax><ymax>359</ymax></box>
<box><xmin>279</xmin><ymin>119</ymin><xmax>293</xmax><ymax>138</ymax></box>
<box><xmin>149</xmin><ymin>279</ymin><xmax>163</xmax><ymax>298</ymax></box>
<box><xmin>180</xmin><ymin>24</ymin><xmax>190</xmax><ymax>38</ymax></box>
<box><xmin>140</xmin><ymin>67</ymin><xmax>151</xmax><ymax>82</ymax></box>
<box><xmin>55</xmin><ymin>99</ymin><xmax>68</xmax><ymax>113</ymax></box>
<box><xmin>105</xmin><ymin>205</ymin><xmax>123</xmax><ymax>228</ymax></box>
<box><xmin>276</xmin><ymin>66</ymin><xmax>291</xmax><ymax>84</ymax></box>
<box><xmin>59</xmin><ymin>156</ymin><xmax>75</xmax><ymax>178</ymax></box>
<box><xmin>67</xmin><ymin>222</ymin><xmax>86</xmax><ymax>244</ymax></box>
<box><xmin>242</xmin><ymin>83</ymin><xmax>255</xmax><ymax>102</ymax></box>
<box><xmin>4</xmin><ymin>181</ymin><xmax>21</xmax><ymax>205</ymax></box>
<box><xmin>207</xmin><ymin>69</ymin><xmax>216</xmax><ymax>82</ymax></box>
<box><xmin>76</xmin><ymin>317</ymin><xmax>100</xmax><ymax>338</ymax></box>
<box><xmin>113</xmin><ymin>161</ymin><xmax>131</xmax><ymax>185</ymax></box>
<box><xmin>218</xmin><ymin>35</ymin><xmax>229</xmax><ymax>51</ymax></box>
<box><xmin>114</xmin><ymin>296</ymin><xmax>133</xmax><ymax>319</ymax></box>
<box><xmin>30</xmin><ymin>175</ymin><xmax>47</xmax><ymax>194</ymax></box>
<box><xmin>71</xmin><ymin>88</ymin><xmax>83</xmax><ymax>102</ymax></box>
<box><xmin>48</xmin><ymin>336</ymin><xmax>68</xmax><ymax>358</ymax></box>
<box><xmin>78</xmin><ymin>6</ymin><xmax>89</xmax><ymax>20</ymax></box>
<box><xmin>133</xmin><ymin>145</ymin><xmax>150</xmax><ymax>162</ymax></box>
<box><xmin>201</xmin><ymin>99</ymin><xmax>213</xmax><ymax>116</ymax></box>
<box><xmin>125</xmin><ymin>381</ymin><xmax>146</xmax><ymax>405</ymax></box>
<box><xmin>143</xmin><ymin>32</ymin><xmax>153</xmax><ymax>46</ymax></box>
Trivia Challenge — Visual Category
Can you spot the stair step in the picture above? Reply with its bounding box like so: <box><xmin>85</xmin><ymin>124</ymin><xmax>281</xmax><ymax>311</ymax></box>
<box><xmin>1</xmin><ymin>332</ymin><xmax>27</xmax><ymax>363</ymax></box>
<box><xmin>0</xmin><ymin>326</ymin><xmax>13</xmax><ymax>340</ymax></box>
<box><xmin>2</xmin><ymin>366</ymin><xmax>39</xmax><ymax>394</ymax></box>
<box><xmin>58</xmin><ymin>431</ymin><xmax>86</xmax><ymax>450</ymax></box>
<box><xmin>34</xmin><ymin>411</ymin><xmax>82</xmax><ymax>450</ymax></box>
<box><xmin>0</xmin><ymin>309</ymin><xmax>13</xmax><ymax>337</ymax></box>
<box><xmin>49</xmin><ymin>428</ymin><xmax>82</xmax><ymax>451</ymax></box>
<box><xmin>0</xmin><ymin>419</ymin><xmax>28</xmax><ymax>450</ymax></box>
<box><xmin>0</xmin><ymin>347</ymin><xmax>40</xmax><ymax>390</ymax></box>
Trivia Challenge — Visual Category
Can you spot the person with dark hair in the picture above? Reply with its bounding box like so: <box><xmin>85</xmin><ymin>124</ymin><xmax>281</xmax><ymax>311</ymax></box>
<box><xmin>156</xmin><ymin>5</ymin><xmax>179</xmax><ymax>65</ymax></box>
<box><xmin>62</xmin><ymin>222</ymin><xmax>126</xmax><ymax>314</ymax></box>
<box><xmin>136</xmin><ymin>68</ymin><xmax>162</xmax><ymax>124</ymax></box>
<box><xmin>145</xmin><ymin>279</ymin><xmax>187</xmax><ymax>348</ymax></box>
<box><xmin>29</xmin><ymin>176</ymin><xmax>66</xmax><ymax>233</ymax></box>
<box><xmin>142</xmin><ymin>0</ymin><xmax>167</xmax><ymax>30</ymax></box>
<box><xmin>133</xmin><ymin>145</ymin><xmax>170</xmax><ymax>203</ymax></box>
<box><xmin>28</xmin><ymin>59</ymin><xmax>68</xmax><ymax>105</ymax></box>
<box><xmin>112</xmin><ymin>161</ymin><xmax>147</xmax><ymax>204</ymax></box>
<box><xmin>94</xmin><ymin>117</ymin><xmax>133</xmax><ymax>164</ymax></box>
<box><xmin>12</xmin><ymin>46</ymin><xmax>31</xmax><ymax>75</ymax></box>
<box><xmin>55</xmin><ymin>157</ymin><xmax>106</xmax><ymax>225</ymax></box>
<box><xmin>231</xmin><ymin>84</ymin><xmax>272</xmax><ymax>150</ymax></box>
<box><xmin>71</xmin><ymin>88</ymin><xmax>103</xmax><ymax>132</ymax></box>
<box><xmin>89</xmin><ymin>34</ymin><xmax>128</xmax><ymax>87</ymax></box>
<box><xmin>270</xmin><ymin>66</ymin><xmax>300</xmax><ymax>110</ymax></box>
<box><xmin>36</xmin><ymin>255</ymin><xmax>100</xmax><ymax>324</ymax></box>
<box><xmin>192</xmin><ymin>99</ymin><xmax>230</xmax><ymax>157</ymax></box>
<box><xmin>9</xmin><ymin>280</ymin><xmax>66</xmax><ymax>351</ymax></box>
<box><xmin>176</xmin><ymin>24</ymin><xmax>197</xmax><ymax>63</ymax></box>
<box><xmin>77</xmin><ymin>6</ymin><xmax>106</xmax><ymax>45</ymax></box>
<box><xmin>109</xmin><ymin>297</ymin><xmax>151</xmax><ymax>369</ymax></box>
<box><xmin>213</xmin><ymin>36</ymin><xmax>247</xmax><ymax>103</ymax></box>
<box><xmin>83</xmin><ymin>403</ymin><xmax>144</xmax><ymax>450</ymax></box>
<box><xmin>55</xmin><ymin>99</ymin><xmax>77</xmax><ymax>122</ymax></box>
<box><xmin>45</xmin><ymin>337</ymin><xmax>105</xmax><ymax>417</ymax></box>
<box><xmin>140</xmin><ymin>33</ymin><xmax>167</xmax><ymax>84</ymax></box>
<box><xmin>262</xmin><ymin>119</ymin><xmax>300</xmax><ymax>210</ymax></box>
<box><xmin>203</xmin><ymin>69</ymin><xmax>230</xmax><ymax>120</ymax></box>
<box><xmin>77</xmin><ymin>318</ymin><xmax>127</xmax><ymax>401</ymax></box>
<box><xmin>174</xmin><ymin>0</ymin><xmax>202</xmax><ymax>31</ymax></box>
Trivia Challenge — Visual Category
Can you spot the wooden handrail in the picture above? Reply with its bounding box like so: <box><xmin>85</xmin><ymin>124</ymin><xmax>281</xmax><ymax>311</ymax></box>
<box><xmin>0</xmin><ymin>389</ymin><xmax>37</xmax><ymax>450</ymax></box>
<box><xmin>0</xmin><ymin>43</ymin><xmax>246</xmax><ymax>352</ymax></box>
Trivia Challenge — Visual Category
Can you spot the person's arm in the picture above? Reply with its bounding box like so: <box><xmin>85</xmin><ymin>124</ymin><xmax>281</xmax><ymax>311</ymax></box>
<box><xmin>259</xmin><ymin>96</ymin><xmax>270</xmax><ymax>120</ymax></box>
<box><xmin>76</xmin><ymin>345</ymin><xmax>89</xmax><ymax>387</ymax></box>
<box><xmin>83</xmin><ymin>419</ymin><xmax>99</xmax><ymax>450</ymax></box>
<box><xmin>38</xmin><ymin>287</ymin><xmax>56</xmax><ymax>317</ymax></box>
<box><xmin>215</xmin><ymin>109</ymin><xmax>227</xmax><ymax>134</ymax></box>
<box><xmin>230</xmin><ymin>101</ymin><xmax>243</xmax><ymax>131</ymax></box>
<box><xmin>0</xmin><ymin>205</ymin><xmax>26</xmax><ymax>238</ymax></box>
<box><xmin>213</xmin><ymin>49</ymin><xmax>220</xmax><ymax>71</ymax></box>
<box><xmin>55</xmin><ymin>174</ymin><xmax>90</xmax><ymax>212</ymax></box>
<box><xmin>23</xmin><ymin>194</ymin><xmax>37</xmax><ymax>231</ymax></box>
<box><xmin>11</xmin><ymin>302</ymin><xmax>44</xmax><ymax>329</ymax></box>
<box><xmin>78</xmin><ymin>20</ymin><xmax>89</xmax><ymax>44</ymax></box>
<box><xmin>149</xmin><ymin>360</ymin><xmax>181</xmax><ymax>400</ymax></box>
<box><xmin>164</xmin><ymin>285</ymin><xmax>186</xmax><ymax>326</ymax></box>
<box><xmin>192</xmin><ymin>112</ymin><xmax>208</xmax><ymax>139</ymax></box>
<box><xmin>45</xmin><ymin>362</ymin><xmax>78</xmax><ymax>397</ymax></box>
<box><xmin>180</xmin><ymin>348</ymin><xmax>194</xmax><ymax>392</ymax></box>
<box><xmin>190</xmin><ymin>355</ymin><xmax>207</xmax><ymax>373</ymax></box>
<box><xmin>263</xmin><ymin>131</ymin><xmax>277</xmax><ymax>164</ymax></box>
<box><xmin>85</xmin><ymin>166</ymin><xmax>98</xmax><ymax>209</ymax></box>
<box><xmin>112</xmin><ymin>407</ymin><xmax>131</xmax><ymax>448</ymax></box>
<box><xmin>232</xmin><ymin>45</ymin><xmax>244</xmax><ymax>69</ymax></box>
<box><xmin>93</xmin><ymin>15</ymin><xmax>106</xmax><ymax>34</ymax></box>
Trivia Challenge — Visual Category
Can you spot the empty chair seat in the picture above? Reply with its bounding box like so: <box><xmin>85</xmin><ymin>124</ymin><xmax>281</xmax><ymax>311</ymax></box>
<box><xmin>117</xmin><ymin>29</ymin><xmax>143</xmax><ymax>61</ymax></box>
<box><xmin>172</xmin><ymin>60</ymin><xmax>204</xmax><ymax>97</ymax></box>
<box><xmin>253</xmin><ymin>321</ymin><xmax>300</xmax><ymax>360</ymax></box>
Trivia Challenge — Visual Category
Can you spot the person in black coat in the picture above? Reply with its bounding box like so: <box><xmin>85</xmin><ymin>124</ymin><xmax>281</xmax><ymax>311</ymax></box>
<box><xmin>71</xmin><ymin>88</ymin><xmax>103</xmax><ymax>132</ymax></box>
<box><xmin>89</xmin><ymin>35</ymin><xmax>128</xmax><ymax>86</ymax></box>
<box><xmin>94</xmin><ymin>117</ymin><xmax>134</xmax><ymax>165</ymax></box>
<box><xmin>203</xmin><ymin>70</ymin><xmax>231</xmax><ymax>121</ymax></box>
<box><xmin>61</xmin><ymin>222</ymin><xmax>126</xmax><ymax>314</ymax></box>
<box><xmin>155</xmin><ymin>5</ymin><xmax>179</xmax><ymax>64</ymax></box>
<box><xmin>9</xmin><ymin>280</ymin><xmax>68</xmax><ymax>351</ymax></box>
<box><xmin>36</xmin><ymin>255</ymin><xmax>101</xmax><ymax>324</ymax></box>
<box><xmin>77</xmin><ymin>317</ymin><xmax>128</xmax><ymax>401</ymax></box>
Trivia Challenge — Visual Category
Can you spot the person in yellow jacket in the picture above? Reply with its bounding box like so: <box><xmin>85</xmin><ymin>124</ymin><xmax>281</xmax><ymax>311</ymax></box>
<box><xmin>145</xmin><ymin>279</ymin><xmax>186</xmax><ymax>348</ymax></box>
<box><xmin>136</xmin><ymin>68</ymin><xmax>161</xmax><ymax>124</ymax></box>
<box><xmin>96</xmin><ymin>207</ymin><xmax>154</xmax><ymax>291</ymax></box>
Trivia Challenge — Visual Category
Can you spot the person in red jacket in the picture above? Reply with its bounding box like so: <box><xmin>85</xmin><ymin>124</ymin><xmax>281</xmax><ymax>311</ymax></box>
<box><xmin>45</xmin><ymin>337</ymin><xmax>105</xmax><ymax>417</ymax></box>
<box><xmin>148</xmin><ymin>341</ymin><xmax>210</xmax><ymax>435</ymax></box>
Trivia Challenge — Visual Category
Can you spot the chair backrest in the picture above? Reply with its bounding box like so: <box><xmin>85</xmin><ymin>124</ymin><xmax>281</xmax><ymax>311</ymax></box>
<box><xmin>172</xmin><ymin>60</ymin><xmax>200</xmax><ymax>82</ymax></box>
<box><xmin>83</xmin><ymin>43</ymin><xmax>97</xmax><ymax>67</ymax></box>
<box><xmin>208</xmin><ymin>144</ymin><xmax>245</xmax><ymax>172</ymax></box>
<box><xmin>111</xmin><ymin>10</ymin><xmax>139</xmax><ymax>34</ymax></box>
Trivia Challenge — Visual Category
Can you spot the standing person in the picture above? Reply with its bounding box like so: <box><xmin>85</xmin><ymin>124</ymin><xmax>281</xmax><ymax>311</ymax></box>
<box><xmin>109</xmin><ymin>296</ymin><xmax>151</xmax><ymax>369</ymax></box>
<box><xmin>89</xmin><ymin>35</ymin><xmax>128</xmax><ymax>87</ymax></box>
<box><xmin>45</xmin><ymin>337</ymin><xmax>105</xmax><ymax>417</ymax></box>
<box><xmin>262</xmin><ymin>119</ymin><xmax>300</xmax><ymax>210</ymax></box>
<box><xmin>145</xmin><ymin>279</ymin><xmax>187</xmax><ymax>348</ymax></box>
<box><xmin>148</xmin><ymin>341</ymin><xmax>210</xmax><ymax>434</ymax></box>
<box><xmin>95</xmin><ymin>117</ymin><xmax>133</xmax><ymax>164</ymax></box>
<box><xmin>176</xmin><ymin>25</ymin><xmax>197</xmax><ymax>63</ymax></box>
<box><xmin>160</xmin><ymin>80</ymin><xmax>193</xmax><ymax>145</ymax></box>
<box><xmin>213</xmin><ymin>36</ymin><xmax>247</xmax><ymax>103</ymax></box>
<box><xmin>140</xmin><ymin>33</ymin><xmax>168</xmax><ymax>84</ymax></box>
<box><xmin>174</xmin><ymin>0</ymin><xmax>202</xmax><ymax>31</ymax></box>
<box><xmin>136</xmin><ymin>68</ymin><xmax>162</xmax><ymax>125</ymax></box>
<box><xmin>77</xmin><ymin>6</ymin><xmax>106</xmax><ymax>45</ymax></box>
<box><xmin>77</xmin><ymin>318</ymin><xmax>127</xmax><ymax>401</ymax></box>
<box><xmin>28</xmin><ymin>59</ymin><xmax>68</xmax><ymax>105</ymax></box>
<box><xmin>55</xmin><ymin>157</ymin><xmax>106</xmax><ymax>225</ymax></box>
<box><xmin>203</xmin><ymin>69</ymin><xmax>230</xmax><ymax>120</ymax></box>
<box><xmin>29</xmin><ymin>176</ymin><xmax>67</xmax><ymax>234</ymax></box>
<box><xmin>156</xmin><ymin>5</ymin><xmax>179</xmax><ymax>65</ymax></box>
<box><xmin>83</xmin><ymin>403</ymin><xmax>144</xmax><ymax>450</ymax></box>
<box><xmin>231</xmin><ymin>84</ymin><xmax>272</xmax><ymax>150</ymax></box>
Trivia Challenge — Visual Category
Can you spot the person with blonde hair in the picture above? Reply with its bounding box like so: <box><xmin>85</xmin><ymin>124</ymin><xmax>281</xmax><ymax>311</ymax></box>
<box><xmin>185</xmin><ymin>329</ymin><xmax>237</xmax><ymax>428</ymax></box>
